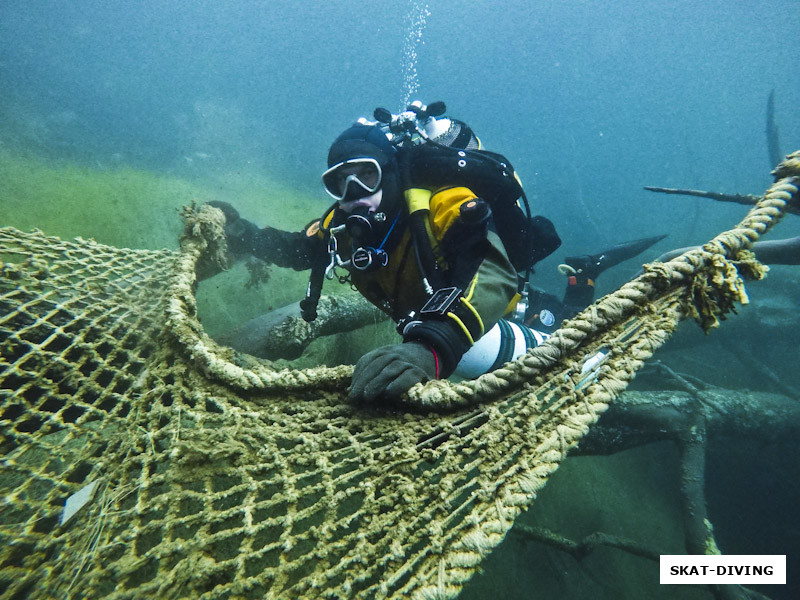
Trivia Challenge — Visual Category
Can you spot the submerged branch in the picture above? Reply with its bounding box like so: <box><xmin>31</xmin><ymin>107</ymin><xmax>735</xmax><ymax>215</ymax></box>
<box><xmin>513</xmin><ymin>524</ymin><xmax>661</xmax><ymax>562</ymax></box>
<box><xmin>643</xmin><ymin>185</ymin><xmax>799</xmax><ymax>217</ymax></box>
<box><xmin>644</xmin><ymin>185</ymin><xmax>760</xmax><ymax>205</ymax></box>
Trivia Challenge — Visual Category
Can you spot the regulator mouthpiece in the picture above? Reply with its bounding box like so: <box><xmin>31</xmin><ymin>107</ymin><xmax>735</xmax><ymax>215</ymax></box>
<box><xmin>345</xmin><ymin>206</ymin><xmax>383</xmax><ymax>241</ymax></box>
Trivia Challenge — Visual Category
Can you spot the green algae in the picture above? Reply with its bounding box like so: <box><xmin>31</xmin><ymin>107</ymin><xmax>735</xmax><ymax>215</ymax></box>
<box><xmin>0</xmin><ymin>149</ymin><xmax>385</xmax><ymax>358</ymax></box>
<box><xmin>0</xmin><ymin>150</ymin><xmax>322</xmax><ymax>250</ymax></box>
<box><xmin>0</xmin><ymin>150</ymin><xmax>321</xmax><ymax>338</ymax></box>
<box><xmin>0</xmin><ymin>152</ymin><xmax>191</xmax><ymax>249</ymax></box>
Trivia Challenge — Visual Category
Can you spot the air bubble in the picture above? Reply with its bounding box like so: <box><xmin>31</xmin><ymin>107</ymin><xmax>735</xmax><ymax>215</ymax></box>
<box><xmin>400</xmin><ymin>1</ymin><xmax>431</xmax><ymax>110</ymax></box>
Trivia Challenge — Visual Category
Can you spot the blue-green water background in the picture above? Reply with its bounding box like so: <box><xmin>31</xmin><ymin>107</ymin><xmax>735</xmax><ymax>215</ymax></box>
<box><xmin>2</xmin><ymin>1</ymin><xmax>799</xmax><ymax>598</ymax></box>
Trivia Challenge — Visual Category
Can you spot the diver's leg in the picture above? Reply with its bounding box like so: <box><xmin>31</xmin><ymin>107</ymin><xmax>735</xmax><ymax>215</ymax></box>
<box><xmin>561</xmin><ymin>272</ymin><xmax>597</xmax><ymax>319</ymax></box>
<box><xmin>560</xmin><ymin>234</ymin><xmax>667</xmax><ymax>317</ymax></box>
<box><xmin>520</xmin><ymin>288</ymin><xmax>565</xmax><ymax>332</ymax></box>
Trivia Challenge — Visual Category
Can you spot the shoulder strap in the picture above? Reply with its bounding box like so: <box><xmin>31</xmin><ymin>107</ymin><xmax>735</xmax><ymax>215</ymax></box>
<box><xmin>401</xmin><ymin>187</ymin><xmax>442</xmax><ymax>294</ymax></box>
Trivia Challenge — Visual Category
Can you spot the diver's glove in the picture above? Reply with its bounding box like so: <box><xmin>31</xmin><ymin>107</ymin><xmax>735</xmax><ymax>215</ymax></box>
<box><xmin>207</xmin><ymin>200</ymin><xmax>240</xmax><ymax>224</ymax></box>
<box><xmin>349</xmin><ymin>342</ymin><xmax>437</xmax><ymax>404</ymax></box>
<box><xmin>207</xmin><ymin>201</ymin><xmax>259</xmax><ymax>256</ymax></box>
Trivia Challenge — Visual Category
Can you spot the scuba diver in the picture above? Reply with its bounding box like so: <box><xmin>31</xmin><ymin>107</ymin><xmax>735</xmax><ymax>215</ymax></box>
<box><xmin>209</xmin><ymin>101</ymin><xmax>665</xmax><ymax>401</ymax></box>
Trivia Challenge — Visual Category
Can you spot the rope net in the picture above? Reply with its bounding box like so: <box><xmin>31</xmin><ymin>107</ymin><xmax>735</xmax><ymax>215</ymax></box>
<box><xmin>1</xmin><ymin>153</ymin><xmax>798</xmax><ymax>599</ymax></box>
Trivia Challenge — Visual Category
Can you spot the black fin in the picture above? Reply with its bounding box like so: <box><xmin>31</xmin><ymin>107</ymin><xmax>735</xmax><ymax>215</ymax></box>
<box><xmin>565</xmin><ymin>234</ymin><xmax>668</xmax><ymax>279</ymax></box>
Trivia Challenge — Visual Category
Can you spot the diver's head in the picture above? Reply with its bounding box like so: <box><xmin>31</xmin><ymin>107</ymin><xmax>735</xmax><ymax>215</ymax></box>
<box><xmin>322</xmin><ymin>124</ymin><xmax>398</xmax><ymax>212</ymax></box>
<box><xmin>322</xmin><ymin>123</ymin><xmax>403</xmax><ymax>245</ymax></box>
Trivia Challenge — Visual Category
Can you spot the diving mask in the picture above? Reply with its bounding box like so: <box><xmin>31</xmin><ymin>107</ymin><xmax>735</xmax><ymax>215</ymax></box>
<box><xmin>322</xmin><ymin>158</ymin><xmax>382</xmax><ymax>202</ymax></box>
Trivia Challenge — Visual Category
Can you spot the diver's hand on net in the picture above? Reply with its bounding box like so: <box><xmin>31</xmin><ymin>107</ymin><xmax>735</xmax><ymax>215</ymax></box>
<box><xmin>206</xmin><ymin>201</ymin><xmax>258</xmax><ymax>256</ymax></box>
<box><xmin>349</xmin><ymin>342</ymin><xmax>436</xmax><ymax>404</ymax></box>
<box><xmin>207</xmin><ymin>200</ymin><xmax>241</xmax><ymax>224</ymax></box>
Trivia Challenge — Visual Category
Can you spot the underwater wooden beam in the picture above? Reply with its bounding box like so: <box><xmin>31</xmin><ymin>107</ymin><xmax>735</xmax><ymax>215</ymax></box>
<box><xmin>577</xmin><ymin>387</ymin><xmax>799</xmax><ymax>457</ymax></box>
<box><xmin>216</xmin><ymin>294</ymin><xmax>386</xmax><ymax>359</ymax></box>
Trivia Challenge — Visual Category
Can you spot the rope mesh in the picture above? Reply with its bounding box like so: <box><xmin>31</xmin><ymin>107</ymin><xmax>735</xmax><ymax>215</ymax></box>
<box><xmin>1</xmin><ymin>153</ymin><xmax>798</xmax><ymax>599</ymax></box>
